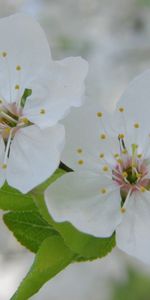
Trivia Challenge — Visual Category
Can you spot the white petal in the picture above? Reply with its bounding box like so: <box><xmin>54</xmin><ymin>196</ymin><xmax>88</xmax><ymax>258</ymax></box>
<box><xmin>116</xmin><ymin>70</ymin><xmax>150</xmax><ymax>130</ymax></box>
<box><xmin>7</xmin><ymin>124</ymin><xmax>65</xmax><ymax>193</ymax></box>
<box><xmin>23</xmin><ymin>57</ymin><xmax>88</xmax><ymax>128</ymax></box>
<box><xmin>116</xmin><ymin>191</ymin><xmax>150</xmax><ymax>264</ymax></box>
<box><xmin>0</xmin><ymin>137</ymin><xmax>6</xmax><ymax>187</ymax></box>
<box><xmin>61</xmin><ymin>102</ymin><xmax>119</xmax><ymax>172</ymax></box>
<box><xmin>0</xmin><ymin>14</ymin><xmax>51</xmax><ymax>103</ymax></box>
<box><xmin>45</xmin><ymin>171</ymin><xmax>122</xmax><ymax>237</ymax></box>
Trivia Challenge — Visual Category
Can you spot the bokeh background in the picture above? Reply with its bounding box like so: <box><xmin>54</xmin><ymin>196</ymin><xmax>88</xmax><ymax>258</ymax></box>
<box><xmin>1</xmin><ymin>0</ymin><xmax>150</xmax><ymax>299</ymax></box>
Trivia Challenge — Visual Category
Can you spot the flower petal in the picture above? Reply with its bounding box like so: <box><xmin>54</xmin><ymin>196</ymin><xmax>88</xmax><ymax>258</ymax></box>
<box><xmin>0</xmin><ymin>13</ymin><xmax>51</xmax><ymax>103</ymax></box>
<box><xmin>116</xmin><ymin>191</ymin><xmax>150</xmax><ymax>264</ymax></box>
<box><xmin>7</xmin><ymin>124</ymin><xmax>65</xmax><ymax>193</ymax></box>
<box><xmin>45</xmin><ymin>171</ymin><xmax>122</xmax><ymax>237</ymax></box>
<box><xmin>60</xmin><ymin>102</ymin><xmax>119</xmax><ymax>172</ymax></box>
<box><xmin>0</xmin><ymin>137</ymin><xmax>6</xmax><ymax>187</ymax></box>
<box><xmin>116</xmin><ymin>70</ymin><xmax>150</xmax><ymax>129</ymax></box>
<box><xmin>23</xmin><ymin>57</ymin><xmax>88</xmax><ymax>128</ymax></box>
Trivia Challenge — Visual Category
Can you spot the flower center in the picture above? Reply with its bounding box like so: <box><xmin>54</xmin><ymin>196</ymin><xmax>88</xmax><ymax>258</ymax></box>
<box><xmin>0</xmin><ymin>89</ymin><xmax>32</xmax><ymax>140</ymax></box>
<box><xmin>113</xmin><ymin>142</ymin><xmax>149</xmax><ymax>193</ymax></box>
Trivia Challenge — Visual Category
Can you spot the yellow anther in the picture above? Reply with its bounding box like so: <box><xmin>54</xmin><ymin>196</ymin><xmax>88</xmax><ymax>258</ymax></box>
<box><xmin>114</xmin><ymin>153</ymin><xmax>119</xmax><ymax>158</ymax></box>
<box><xmin>22</xmin><ymin>118</ymin><xmax>29</xmax><ymax>124</ymax></box>
<box><xmin>100</xmin><ymin>133</ymin><xmax>106</xmax><ymax>140</ymax></box>
<box><xmin>119</xmin><ymin>107</ymin><xmax>124</xmax><ymax>112</ymax></box>
<box><xmin>4</xmin><ymin>127</ymin><xmax>11</xmax><ymax>134</ymax></box>
<box><xmin>121</xmin><ymin>207</ymin><xmax>126</xmax><ymax>213</ymax></box>
<box><xmin>0</xmin><ymin>99</ymin><xmax>3</xmax><ymax>104</ymax></box>
<box><xmin>16</xmin><ymin>65</ymin><xmax>21</xmax><ymax>71</ymax></box>
<box><xmin>136</xmin><ymin>173</ymin><xmax>141</xmax><ymax>179</ymax></box>
<box><xmin>78</xmin><ymin>160</ymin><xmax>84</xmax><ymax>165</ymax></box>
<box><xmin>40</xmin><ymin>109</ymin><xmax>46</xmax><ymax>114</ymax></box>
<box><xmin>140</xmin><ymin>186</ymin><xmax>146</xmax><ymax>192</ymax></box>
<box><xmin>117</xmin><ymin>159</ymin><xmax>123</xmax><ymax>164</ymax></box>
<box><xmin>97</xmin><ymin>112</ymin><xmax>103</xmax><ymax>118</ymax></box>
<box><xmin>2</xmin><ymin>164</ymin><xmax>7</xmax><ymax>169</ymax></box>
<box><xmin>122</xmin><ymin>149</ymin><xmax>127</xmax><ymax>154</ymax></box>
<box><xmin>100</xmin><ymin>188</ymin><xmax>107</xmax><ymax>194</ymax></box>
<box><xmin>122</xmin><ymin>171</ymin><xmax>128</xmax><ymax>178</ymax></box>
<box><xmin>77</xmin><ymin>148</ymin><xmax>83</xmax><ymax>154</ymax></box>
<box><xmin>2</xmin><ymin>51</ymin><xmax>7</xmax><ymax>57</ymax></box>
<box><xmin>134</xmin><ymin>123</ymin><xmax>140</xmax><ymax>129</ymax></box>
<box><xmin>118</xmin><ymin>133</ymin><xmax>125</xmax><ymax>139</ymax></box>
<box><xmin>99</xmin><ymin>153</ymin><xmax>104</xmax><ymax>158</ymax></box>
<box><xmin>137</xmin><ymin>154</ymin><xmax>142</xmax><ymax>158</ymax></box>
<box><xmin>15</xmin><ymin>84</ymin><xmax>20</xmax><ymax>90</ymax></box>
<box><xmin>103</xmin><ymin>165</ymin><xmax>109</xmax><ymax>172</ymax></box>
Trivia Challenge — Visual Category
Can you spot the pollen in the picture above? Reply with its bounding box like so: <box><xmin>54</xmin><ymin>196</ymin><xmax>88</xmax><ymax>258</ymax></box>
<box><xmin>97</xmin><ymin>112</ymin><xmax>103</xmax><ymax>118</ymax></box>
<box><xmin>134</xmin><ymin>123</ymin><xmax>140</xmax><ymax>129</ymax></box>
<box><xmin>121</xmin><ymin>207</ymin><xmax>126</xmax><ymax>213</ymax></box>
<box><xmin>2</xmin><ymin>51</ymin><xmax>7</xmax><ymax>58</ymax></box>
<box><xmin>117</xmin><ymin>158</ymin><xmax>123</xmax><ymax>164</ymax></box>
<box><xmin>15</xmin><ymin>84</ymin><xmax>20</xmax><ymax>90</ymax></box>
<box><xmin>0</xmin><ymin>99</ymin><xmax>3</xmax><ymax>104</ymax></box>
<box><xmin>119</xmin><ymin>107</ymin><xmax>124</xmax><ymax>112</ymax></box>
<box><xmin>22</xmin><ymin>118</ymin><xmax>29</xmax><ymax>124</ymax></box>
<box><xmin>114</xmin><ymin>153</ymin><xmax>119</xmax><ymax>158</ymax></box>
<box><xmin>77</xmin><ymin>148</ymin><xmax>83</xmax><ymax>154</ymax></box>
<box><xmin>118</xmin><ymin>133</ymin><xmax>125</xmax><ymax>139</ymax></box>
<box><xmin>122</xmin><ymin>171</ymin><xmax>128</xmax><ymax>178</ymax></box>
<box><xmin>16</xmin><ymin>65</ymin><xmax>21</xmax><ymax>71</ymax></box>
<box><xmin>103</xmin><ymin>165</ymin><xmax>109</xmax><ymax>172</ymax></box>
<box><xmin>122</xmin><ymin>149</ymin><xmax>127</xmax><ymax>154</ymax></box>
<box><xmin>137</xmin><ymin>154</ymin><xmax>142</xmax><ymax>158</ymax></box>
<box><xmin>99</xmin><ymin>153</ymin><xmax>104</xmax><ymax>158</ymax></box>
<box><xmin>140</xmin><ymin>186</ymin><xmax>146</xmax><ymax>192</ymax></box>
<box><xmin>78</xmin><ymin>160</ymin><xmax>84</xmax><ymax>165</ymax></box>
<box><xmin>136</xmin><ymin>173</ymin><xmax>141</xmax><ymax>179</ymax></box>
<box><xmin>100</xmin><ymin>133</ymin><xmax>106</xmax><ymax>140</ymax></box>
<box><xmin>40</xmin><ymin>109</ymin><xmax>46</xmax><ymax>114</ymax></box>
<box><xmin>2</xmin><ymin>164</ymin><xmax>7</xmax><ymax>169</ymax></box>
<box><xmin>4</xmin><ymin>127</ymin><xmax>11</xmax><ymax>134</ymax></box>
<box><xmin>100</xmin><ymin>188</ymin><xmax>107</xmax><ymax>194</ymax></box>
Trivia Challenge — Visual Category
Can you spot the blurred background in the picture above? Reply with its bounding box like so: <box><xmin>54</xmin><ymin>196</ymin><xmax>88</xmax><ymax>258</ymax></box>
<box><xmin>1</xmin><ymin>0</ymin><xmax>150</xmax><ymax>299</ymax></box>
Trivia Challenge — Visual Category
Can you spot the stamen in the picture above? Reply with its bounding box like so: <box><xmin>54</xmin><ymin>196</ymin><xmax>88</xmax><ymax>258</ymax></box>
<box><xmin>97</xmin><ymin>112</ymin><xmax>103</xmax><ymax>118</ymax></box>
<box><xmin>3</xmin><ymin>129</ymin><xmax>13</xmax><ymax>167</ymax></box>
<box><xmin>40</xmin><ymin>109</ymin><xmax>46</xmax><ymax>115</ymax></box>
<box><xmin>78</xmin><ymin>160</ymin><xmax>84</xmax><ymax>165</ymax></box>
<box><xmin>16</xmin><ymin>65</ymin><xmax>21</xmax><ymax>71</ymax></box>
<box><xmin>134</xmin><ymin>123</ymin><xmax>140</xmax><ymax>129</ymax></box>
<box><xmin>77</xmin><ymin>148</ymin><xmax>83</xmax><ymax>154</ymax></box>
<box><xmin>100</xmin><ymin>188</ymin><xmax>107</xmax><ymax>194</ymax></box>
<box><xmin>100</xmin><ymin>133</ymin><xmax>106</xmax><ymax>140</ymax></box>
<box><xmin>118</xmin><ymin>107</ymin><xmax>124</xmax><ymax>113</ymax></box>
<box><xmin>102</xmin><ymin>165</ymin><xmax>109</xmax><ymax>172</ymax></box>
<box><xmin>2</xmin><ymin>52</ymin><xmax>7</xmax><ymax>58</ymax></box>
<box><xmin>0</xmin><ymin>110</ymin><xmax>17</xmax><ymax>124</ymax></box>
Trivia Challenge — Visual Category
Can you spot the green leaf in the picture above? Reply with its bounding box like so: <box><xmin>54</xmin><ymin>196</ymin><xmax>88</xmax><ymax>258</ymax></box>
<box><xmin>3</xmin><ymin>211</ymin><xmax>57</xmax><ymax>253</ymax></box>
<box><xmin>33</xmin><ymin>195</ymin><xmax>116</xmax><ymax>261</ymax></box>
<box><xmin>50</xmin><ymin>220</ymin><xmax>115</xmax><ymax>260</ymax></box>
<box><xmin>11</xmin><ymin>236</ymin><xmax>75</xmax><ymax>300</ymax></box>
<box><xmin>0</xmin><ymin>183</ymin><xmax>36</xmax><ymax>211</ymax></box>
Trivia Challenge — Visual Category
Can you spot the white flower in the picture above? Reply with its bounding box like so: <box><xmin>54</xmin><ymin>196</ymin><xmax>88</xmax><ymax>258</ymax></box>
<box><xmin>45</xmin><ymin>70</ymin><xmax>150</xmax><ymax>264</ymax></box>
<box><xmin>0</xmin><ymin>14</ymin><xmax>88</xmax><ymax>193</ymax></box>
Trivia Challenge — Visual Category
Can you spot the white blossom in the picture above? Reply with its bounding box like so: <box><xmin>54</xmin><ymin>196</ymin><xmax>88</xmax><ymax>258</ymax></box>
<box><xmin>45</xmin><ymin>70</ymin><xmax>150</xmax><ymax>264</ymax></box>
<box><xmin>0</xmin><ymin>14</ymin><xmax>88</xmax><ymax>193</ymax></box>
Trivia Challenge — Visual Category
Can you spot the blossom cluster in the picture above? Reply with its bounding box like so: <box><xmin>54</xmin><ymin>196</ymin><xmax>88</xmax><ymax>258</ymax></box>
<box><xmin>1</xmin><ymin>13</ymin><xmax>150</xmax><ymax>267</ymax></box>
